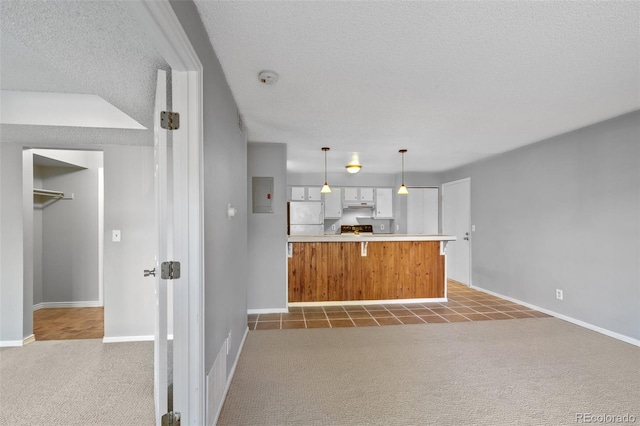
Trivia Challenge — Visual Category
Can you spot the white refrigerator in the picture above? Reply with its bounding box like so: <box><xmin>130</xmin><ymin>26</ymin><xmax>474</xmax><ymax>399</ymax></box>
<box><xmin>289</xmin><ymin>202</ymin><xmax>324</xmax><ymax>235</ymax></box>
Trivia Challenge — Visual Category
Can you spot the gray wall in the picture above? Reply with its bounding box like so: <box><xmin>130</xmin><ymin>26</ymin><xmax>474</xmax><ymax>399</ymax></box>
<box><xmin>171</xmin><ymin>0</ymin><xmax>249</xmax><ymax>374</ymax></box>
<box><xmin>0</xmin><ymin>142</ymin><xmax>157</xmax><ymax>344</ymax></box>
<box><xmin>288</xmin><ymin>172</ymin><xmax>395</xmax><ymax>188</ymax></box>
<box><xmin>247</xmin><ymin>143</ymin><xmax>287</xmax><ymax>311</ymax></box>
<box><xmin>38</xmin><ymin>152</ymin><xmax>102</xmax><ymax>303</ymax></box>
<box><xmin>33</xmin><ymin>168</ymin><xmax>43</xmax><ymax>305</ymax></box>
<box><xmin>22</xmin><ymin>151</ymin><xmax>33</xmax><ymax>337</ymax></box>
<box><xmin>103</xmin><ymin>145</ymin><xmax>156</xmax><ymax>339</ymax></box>
<box><xmin>0</xmin><ymin>143</ymin><xmax>24</xmax><ymax>343</ymax></box>
<box><xmin>440</xmin><ymin>111</ymin><xmax>640</xmax><ymax>340</ymax></box>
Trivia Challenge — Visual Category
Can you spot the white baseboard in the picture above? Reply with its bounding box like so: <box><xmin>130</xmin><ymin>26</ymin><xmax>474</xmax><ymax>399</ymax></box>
<box><xmin>102</xmin><ymin>334</ymin><xmax>174</xmax><ymax>344</ymax></box>
<box><xmin>0</xmin><ymin>334</ymin><xmax>36</xmax><ymax>347</ymax></box>
<box><xmin>103</xmin><ymin>335</ymin><xmax>153</xmax><ymax>343</ymax></box>
<box><xmin>212</xmin><ymin>326</ymin><xmax>249</xmax><ymax>426</ymax></box>
<box><xmin>289</xmin><ymin>297</ymin><xmax>447</xmax><ymax>307</ymax></box>
<box><xmin>0</xmin><ymin>340</ymin><xmax>24</xmax><ymax>347</ymax></box>
<box><xmin>247</xmin><ymin>308</ymin><xmax>288</xmax><ymax>314</ymax></box>
<box><xmin>33</xmin><ymin>301</ymin><xmax>103</xmax><ymax>311</ymax></box>
<box><xmin>471</xmin><ymin>285</ymin><xmax>640</xmax><ymax>348</ymax></box>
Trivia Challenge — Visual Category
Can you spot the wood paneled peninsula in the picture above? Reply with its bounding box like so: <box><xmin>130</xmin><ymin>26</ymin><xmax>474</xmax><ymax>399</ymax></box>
<box><xmin>287</xmin><ymin>235</ymin><xmax>456</xmax><ymax>304</ymax></box>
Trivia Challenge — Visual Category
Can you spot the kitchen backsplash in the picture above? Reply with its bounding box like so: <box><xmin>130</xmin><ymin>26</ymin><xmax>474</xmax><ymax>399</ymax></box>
<box><xmin>323</xmin><ymin>216</ymin><xmax>393</xmax><ymax>234</ymax></box>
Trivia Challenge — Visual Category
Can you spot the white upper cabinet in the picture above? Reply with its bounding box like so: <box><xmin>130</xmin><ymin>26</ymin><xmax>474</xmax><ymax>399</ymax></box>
<box><xmin>343</xmin><ymin>187</ymin><xmax>358</xmax><ymax>201</ymax></box>
<box><xmin>323</xmin><ymin>188</ymin><xmax>342</xmax><ymax>219</ymax></box>
<box><xmin>290</xmin><ymin>186</ymin><xmax>322</xmax><ymax>201</ymax></box>
<box><xmin>290</xmin><ymin>186</ymin><xmax>306</xmax><ymax>200</ymax></box>
<box><xmin>359</xmin><ymin>188</ymin><xmax>374</xmax><ymax>201</ymax></box>
<box><xmin>307</xmin><ymin>187</ymin><xmax>322</xmax><ymax>201</ymax></box>
<box><xmin>374</xmin><ymin>188</ymin><xmax>393</xmax><ymax>218</ymax></box>
<box><xmin>344</xmin><ymin>187</ymin><xmax>374</xmax><ymax>202</ymax></box>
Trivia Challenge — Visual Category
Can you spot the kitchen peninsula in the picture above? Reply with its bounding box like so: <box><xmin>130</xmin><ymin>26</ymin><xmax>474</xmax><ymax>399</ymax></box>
<box><xmin>287</xmin><ymin>234</ymin><xmax>456</xmax><ymax>304</ymax></box>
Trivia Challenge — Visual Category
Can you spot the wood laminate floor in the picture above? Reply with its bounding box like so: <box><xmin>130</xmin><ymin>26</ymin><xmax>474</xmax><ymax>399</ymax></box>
<box><xmin>33</xmin><ymin>307</ymin><xmax>104</xmax><ymax>340</ymax></box>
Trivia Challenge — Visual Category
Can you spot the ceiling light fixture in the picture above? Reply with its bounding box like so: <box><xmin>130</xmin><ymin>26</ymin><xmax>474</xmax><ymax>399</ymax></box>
<box><xmin>345</xmin><ymin>162</ymin><xmax>362</xmax><ymax>174</ymax></box>
<box><xmin>345</xmin><ymin>153</ymin><xmax>362</xmax><ymax>174</ymax></box>
<box><xmin>321</xmin><ymin>147</ymin><xmax>332</xmax><ymax>193</ymax></box>
<box><xmin>397</xmin><ymin>149</ymin><xmax>409</xmax><ymax>195</ymax></box>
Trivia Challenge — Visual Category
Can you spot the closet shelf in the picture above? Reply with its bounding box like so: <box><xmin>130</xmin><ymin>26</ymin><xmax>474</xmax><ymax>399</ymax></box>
<box><xmin>33</xmin><ymin>188</ymin><xmax>74</xmax><ymax>209</ymax></box>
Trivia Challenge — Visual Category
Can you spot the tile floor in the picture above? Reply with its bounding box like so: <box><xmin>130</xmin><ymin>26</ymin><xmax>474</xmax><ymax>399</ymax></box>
<box><xmin>248</xmin><ymin>281</ymin><xmax>549</xmax><ymax>330</ymax></box>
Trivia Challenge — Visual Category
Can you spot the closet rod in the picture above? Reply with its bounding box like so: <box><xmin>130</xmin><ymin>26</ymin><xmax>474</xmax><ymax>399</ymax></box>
<box><xmin>33</xmin><ymin>188</ymin><xmax>64</xmax><ymax>199</ymax></box>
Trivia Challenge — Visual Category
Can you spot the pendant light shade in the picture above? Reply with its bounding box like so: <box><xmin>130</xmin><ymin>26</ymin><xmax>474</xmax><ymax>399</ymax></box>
<box><xmin>320</xmin><ymin>147</ymin><xmax>332</xmax><ymax>193</ymax></box>
<box><xmin>397</xmin><ymin>149</ymin><xmax>409</xmax><ymax>195</ymax></box>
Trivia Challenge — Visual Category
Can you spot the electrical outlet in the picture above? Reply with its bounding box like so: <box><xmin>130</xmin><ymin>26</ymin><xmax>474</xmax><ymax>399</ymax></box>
<box><xmin>396</xmin><ymin>224</ymin><xmax>400</xmax><ymax>231</ymax></box>
<box><xmin>331</xmin><ymin>224</ymin><xmax>336</xmax><ymax>231</ymax></box>
<box><xmin>556</xmin><ymin>289</ymin><xmax>563</xmax><ymax>300</ymax></box>
<box><xmin>112</xmin><ymin>230</ymin><xmax>121</xmax><ymax>242</ymax></box>
<box><xmin>380</xmin><ymin>224</ymin><xmax>384</xmax><ymax>231</ymax></box>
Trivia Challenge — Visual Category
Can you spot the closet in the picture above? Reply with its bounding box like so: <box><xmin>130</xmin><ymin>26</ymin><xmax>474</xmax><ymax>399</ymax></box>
<box><xmin>30</xmin><ymin>149</ymin><xmax>104</xmax><ymax>340</ymax></box>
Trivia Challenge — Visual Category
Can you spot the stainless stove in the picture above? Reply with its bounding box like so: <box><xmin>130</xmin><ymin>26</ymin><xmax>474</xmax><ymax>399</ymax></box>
<box><xmin>340</xmin><ymin>224</ymin><xmax>373</xmax><ymax>235</ymax></box>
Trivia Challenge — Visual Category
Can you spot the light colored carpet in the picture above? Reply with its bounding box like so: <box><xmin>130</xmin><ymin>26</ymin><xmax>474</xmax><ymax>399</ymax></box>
<box><xmin>0</xmin><ymin>339</ymin><xmax>155</xmax><ymax>426</ymax></box>
<box><xmin>218</xmin><ymin>318</ymin><xmax>640</xmax><ymax>426</ymax></box>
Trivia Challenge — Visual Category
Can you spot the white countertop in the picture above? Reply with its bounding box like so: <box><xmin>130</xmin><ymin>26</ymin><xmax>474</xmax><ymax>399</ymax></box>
<box><xmin>287</xmin><ymin>234</ymin><xmax>457</xmax><ymax>242</ymax></box>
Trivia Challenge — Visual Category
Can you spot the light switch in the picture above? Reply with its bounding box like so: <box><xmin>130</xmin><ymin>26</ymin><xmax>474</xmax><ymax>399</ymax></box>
<box><xmin>472</xmin><ymin>225</ymin><xmax>476</xmax><ymax>232</ymax></box>
<box><xmin>112</xmin><ymin>230</ymin><xmax>121</xmax><ymax>242</ymax></box>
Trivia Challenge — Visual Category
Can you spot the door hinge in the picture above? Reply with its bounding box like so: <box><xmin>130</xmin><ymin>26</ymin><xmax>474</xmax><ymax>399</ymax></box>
<box><xmin>161</xmin><ymin>411</ymin><xmax>180</xmax><ymax>426</ymax></box>
<box><xmin>161</xmin><ymin>261</ymin><xmax>181</xmax><ymax>280</ymax></box>
<box><xmin>160</xmin><ymin>111</ymin><xmax>180</xmax><ymax>130</ymax></box>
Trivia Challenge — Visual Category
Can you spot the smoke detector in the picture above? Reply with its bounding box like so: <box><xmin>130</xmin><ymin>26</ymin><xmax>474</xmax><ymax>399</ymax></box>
<box><xmin>258</xmin><ymin>70</ymin><xmax>279</xmax><ymax>85</ymax></box>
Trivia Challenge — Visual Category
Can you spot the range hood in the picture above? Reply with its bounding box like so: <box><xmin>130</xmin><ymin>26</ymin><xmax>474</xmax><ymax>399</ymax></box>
<box><xmin>342</xmin><ymin>201</ymin><xmax>375</xmax><ymax>209</ymax></box>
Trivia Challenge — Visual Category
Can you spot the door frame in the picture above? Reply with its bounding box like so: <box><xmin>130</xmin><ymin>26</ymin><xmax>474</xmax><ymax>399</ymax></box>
<box><xmin>441</xmin><ymin>177</ymin><xmax>472</xmax><ymax>287</ymax></box>
<box><xmin>128</xmin><ymin>2</ymin><xmax>204</xmax><ymax>425</ymax></box>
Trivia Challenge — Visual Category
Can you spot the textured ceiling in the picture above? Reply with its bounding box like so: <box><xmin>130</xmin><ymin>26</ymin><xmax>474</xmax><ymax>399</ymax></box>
<box><xmin>0</xmin><ymin>1</ymin><xmax>168</xmax><ymax>147</ymax></box>
<box><xmin>194</xmin><ymin>0</ymin><xmax>639</xmax><ymax>174</ymax></box>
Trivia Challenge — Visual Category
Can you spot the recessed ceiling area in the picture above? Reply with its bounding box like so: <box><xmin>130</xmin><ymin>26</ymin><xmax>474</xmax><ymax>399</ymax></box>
<box><xmin>1</xmin><ymin>91</ymin><xmax>146</xmax><ymax>130</ymax></box>
<box><xmin>194</xmin><ymin>1</ymin><xmax>640</xmax><ymax>174</ymax></box>
<box><xmin>0</xmin><ymin>1</ymin><xmax>167</xmax><ymax>147</ymax></box>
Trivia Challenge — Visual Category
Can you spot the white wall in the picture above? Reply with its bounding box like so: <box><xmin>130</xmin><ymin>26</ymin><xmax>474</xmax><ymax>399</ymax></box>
<box><xmin>439</xmin><ymin>111</ymin><xmax>640</xmax><ymax>341</ymax></box>
<box><xmin>247</xmin><ymin>143</ymin><xmax>287</xmax><ymax>311</ymax></box>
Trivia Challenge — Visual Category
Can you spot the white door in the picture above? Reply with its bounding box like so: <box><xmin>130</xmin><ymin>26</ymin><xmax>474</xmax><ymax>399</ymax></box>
<box><xmin>442</xmin><ymin>178</ymin><xmax>471</xmax><ymax>285</ymax></box>
<box><xmin>129</xmin><ymin>2</ymin><xmax>205</xmax><ymax>424</ymax></box>
<box><xmin>153</xmin><ymin>69</ymin><xmax>170</xmax><ymax>426</ymax></box>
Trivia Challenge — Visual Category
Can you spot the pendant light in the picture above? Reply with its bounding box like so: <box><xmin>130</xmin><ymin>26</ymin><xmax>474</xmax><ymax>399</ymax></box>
<box><xmin>320</xmin><ymin>147</ymin><xmax>332</xmax><ymax>193</ymax></box>
<box><xmin>397</xmin><ymin>149</ymin><xmax>409</xmax><ymax>195</ymax></box>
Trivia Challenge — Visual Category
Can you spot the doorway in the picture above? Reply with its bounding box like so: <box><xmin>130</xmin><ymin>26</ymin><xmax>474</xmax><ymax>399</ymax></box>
<box><xmin>29</xmin><ymin>148</ymin><xmax>104</xmax><ymax>340</ymax></box>
<box><xmin>442</xmin><ymin>178</ymin><xmax>471</xmax><ymax>286</ymax></box>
